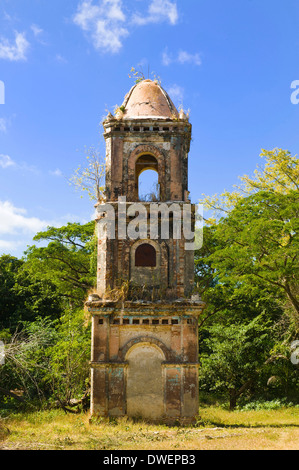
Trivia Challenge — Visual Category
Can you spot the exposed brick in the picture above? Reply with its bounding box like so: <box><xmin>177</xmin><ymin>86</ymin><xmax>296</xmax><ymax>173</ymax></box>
<box><xmin>88</xmin><ymin>80</ymin><xmax>205</xmax><ymax>424</ymax></box>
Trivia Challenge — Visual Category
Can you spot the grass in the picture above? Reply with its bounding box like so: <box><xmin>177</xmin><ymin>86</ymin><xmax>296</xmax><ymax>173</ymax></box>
<box><xmin>0</xmin><ymin>406</ymin><xmax>298</xmax><ymax>450</ymax></box>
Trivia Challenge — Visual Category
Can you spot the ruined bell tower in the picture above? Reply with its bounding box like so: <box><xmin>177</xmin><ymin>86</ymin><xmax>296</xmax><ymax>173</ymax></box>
<box><xmin>86</xmin><ymin>79</ymin><xmax>205</xmax><ymax>424</ymax></box>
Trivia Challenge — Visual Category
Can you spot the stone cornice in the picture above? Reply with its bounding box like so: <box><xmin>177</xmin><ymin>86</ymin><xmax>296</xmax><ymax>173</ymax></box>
<box><xmin>86</xmin><ymin>298</ymin><xmax>205</xmax><ymax>316</ymax></box>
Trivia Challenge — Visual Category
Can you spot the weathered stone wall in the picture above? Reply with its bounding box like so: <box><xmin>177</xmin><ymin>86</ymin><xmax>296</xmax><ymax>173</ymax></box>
<box><xmin>89</xmin><ymin>81</ymin><xmax>204</xmax><ymax>424</ymax></box>
<box><xmin>96</xmin><ymin>203</ymin><xmax>195</xmax><ymax>298</ymax></box>
<box><xmin>103</xmin><ymin>119</ymin><xmax>191</xmax><ymax>203</ymax></box>
<box><xmin>89</xmin><ymin>301</ymin><xmax>203</xmax><ymax>422</ymax></box>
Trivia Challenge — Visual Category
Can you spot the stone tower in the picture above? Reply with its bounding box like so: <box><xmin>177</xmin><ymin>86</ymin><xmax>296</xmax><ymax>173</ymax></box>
<box><xmin>86</xmin><ymin>79</ymin><xmax>205</xmax><ymax>424</ymax></box>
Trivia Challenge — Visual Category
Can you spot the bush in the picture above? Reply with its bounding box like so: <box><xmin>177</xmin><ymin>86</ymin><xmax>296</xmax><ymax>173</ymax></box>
<box><xmin>0</xmin><ymin>310</ymin><xmax>91</xmax><ymax>410</ymax></box>
<box><xmin>237</xmin><ymin>399</ymin><xmax>297</xmax><ymax>411</ymax></box>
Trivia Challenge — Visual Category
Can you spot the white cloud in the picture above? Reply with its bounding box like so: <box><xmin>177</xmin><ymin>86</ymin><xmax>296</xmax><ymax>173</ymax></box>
<box><xmin>162</xmin><ymin>48</ymin><xmax>172</xmax><ymax>66</ymax></box>
<box><xmin>149</xmin><ymin>0</ymin><xmax>178</xmax><ymax>24</ymax></box>
<box><xmin>167</xmin><ymin>84</ymin><xmax>184</xmax><ymax>106</ymax></box>
<box><xmin>0</xmin><ymin>80</ymin><xmax>4</xmax><ymax>104</ymax></box>
<box><xmin>73</xmin><ymin>0</ymin><xmax>128</xmax><ymax>54</ymax></box>
<box><xmin>73</xmin><ymin>0</ymin><xmax>100</xmax><ymax>30</ymax></box>
<box><xmin>132</xmin><ymin>0</ymin><xmax>178</xmax><ymax>25</ymax></box>
<box><xmin>162</xmin><ymin>48</ymin><xmax>202</xmax><ymax>66</ymax></box>
<box><xmin>106</xmin><ymin>0</ymin><xmax>126</xmax><ymax>21</ymax></box>
<box><xmin>0</xmin><ymin>31</ymin><xmax>29</xmax><ymax>61</ymax></box>
<box><xmin>0</xmin><ymin>154</ymin><xmax>16</xmax><ymax>169</ymax></box>
<box><xmin>0</xmin><ymin>239</ymin><xmax>22</xmax><ymax>252</ymax></box>
<box><xmin>0</xmin><ymin>118</ymin><xmax>8</xmax><ymax>133</ymax></box>
<box><xmin>55</xmin><ymin>54</ymin><xmax>67</xmax><ymax>64</ymax></box>
<box><xmin>0</xmin><ymin>201</ymin><xmax>48</xmax><ymax>236</ymax></box>
<box><xmin>31</xmin><ymin>24</ymin><xmax>43</xmax><ymax>37</ymax></box>
<box><xmin>0</xmin><ymin>201</ymin><xmax>91</xmax><ymax>255</ymax></box>
<box><xmin>0</xmin><ymin>154</ymin><xmax>39</xmax><ymax>173</ymax></box>
<box><xmin>178</xmin><ymin>50</ymin><xmax>201</xmax><ymax>66</ymax></box>
<box><xmin>49</xmin><ymin>168</ymin><xmax>63</xmax><ymax>177</ymax></box>
<box><xmin>74</xmin><ymin>0</ymin><xmax>179</xmax><ymax>53</ymax></box>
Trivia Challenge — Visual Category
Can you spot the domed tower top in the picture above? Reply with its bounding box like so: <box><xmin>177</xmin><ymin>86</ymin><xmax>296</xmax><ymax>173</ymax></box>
<box><xmin>102</xmin><ymin>77</ymin><xmax>192</xmax><ymax>205</ymax></box>
<box><xmin>121</xmin><ymin>79</ymin><xmax>179</xmax><ymax>119</ymax></box>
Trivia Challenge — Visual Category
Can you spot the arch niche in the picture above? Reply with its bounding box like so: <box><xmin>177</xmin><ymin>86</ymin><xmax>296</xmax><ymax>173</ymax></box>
<box><xmin>130</xmin><ymin>239</ymin><xmax>161</xmax><ymax>286</ymax></box>
<box><xmin>125</xmin><ymin>342</ymin><xmax>165</xmax><ymax>419</ymax></box>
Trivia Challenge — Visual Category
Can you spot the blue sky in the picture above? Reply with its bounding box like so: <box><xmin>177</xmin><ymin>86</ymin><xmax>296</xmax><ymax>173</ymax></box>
<box><xmin>1</xmin><ymin>0</ymin><xmax>299</xmax><ymax>257</ymax></box>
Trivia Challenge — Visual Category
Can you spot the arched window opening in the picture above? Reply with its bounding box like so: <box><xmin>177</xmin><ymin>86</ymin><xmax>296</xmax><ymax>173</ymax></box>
<box><xmin>139</xmin><ymin>169</ymin><xmax>159</xmax><ymax>202</ymax></box>
<box><xmin>136</xmin><ymin>155</ymin><xmax>159</xmax><ymax>201</ymax></box>
<box><xmin>135</xmin><ymin>243</ymin><xmax>156</xmax><ymax>267</ymax></box>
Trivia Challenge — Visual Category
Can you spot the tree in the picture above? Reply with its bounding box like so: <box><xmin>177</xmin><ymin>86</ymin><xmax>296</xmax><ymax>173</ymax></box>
<box><xmin>208</xmin><ymin>190</ymin><xmax>299</xmax><ymax>330</ymax></box>
<box><xmin>200</xmin><ymin>149</ymin><xmax>299</xmax><ymax>332</ymax></box>
<box><xmin>46</xmin><ymin>309</ymin><xmax>91</xmax><ymax>410</ymax></box>
<box><xmin>195</xmin><ymin>225</ymin><xmax>285</xmax><ymax>330</ymax></box>
<box><xmin>202</xmin><ymin>148</ymin><xmax>298</xmax><ymax>221</ymax></box>
<box><xmin>238</xmin><ymin>148</ymin><xmax>299</xmax><ymax>195</ymax></box>
<box><xmin>0</xmin><ymin>317</ymin><xmax>58</xmax><ymax>404</ymax></box>
<box><xmin>198</xmin><ymin>316</ymin><xmax>273</xmax><ymax>410</ymax></box>
<box><xmin>0</xmin><ymin>221</ymin><xmax>96</xmax><ymax>409</ymax></box>
<box><xmin>0</xmin><ymin>255</ymin><xmax>63</xmax><ymax>332</ymax></box>
<box><xmin>69</xmin><ymin>147</ymin><xmax>105</xmax><ymax>202</ymax></box>
<box><xmin>0</xmin><ymin>312</ymin><xmax>90</xmax><ymax>409</ymax></box>
<box><xmin>195</xmin><ymin>149</ymin><xmax>299</xmax><ymax>407</ymax></box>
<box><xmin>0</xmin><ymin>255</ymin><xmax>23</xmax><ymax>330</ymax></box>
<box><xmin>24</xmin><ymin>221</ymin><xmax>97</xmax><ymax>306</ymax></box>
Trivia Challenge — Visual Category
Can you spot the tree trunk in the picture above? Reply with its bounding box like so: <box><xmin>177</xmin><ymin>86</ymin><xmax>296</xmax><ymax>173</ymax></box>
<box><xmin>229</xmin><ymin>379</ymin><xmax>253</xmax><ymax>410</ymax></box>
<box><xmin>284</xmin><ymin>284</ymin><xmax>299</xmax><ymax>331</ymax></box>
<box><xmin>229</xmin><ymin>390</ymin><xmax>237</xmax><ymax>410</ymax></box>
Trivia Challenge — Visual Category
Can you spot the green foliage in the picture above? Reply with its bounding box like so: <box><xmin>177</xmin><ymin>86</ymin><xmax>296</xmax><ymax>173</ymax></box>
<box><xmin>197</xmin><ymin>149</ymin><xmax>299</xmax><ymax>408</ymax></box>
<box><xmin>0</xmin><ymin>311</ymin><xmax>90</xmax><ymax>408</ymax></box>
<box><xmin>0</xmin><ymin>220</ymin><xmax>95</xmax><ymax>411</ymax></box>
<box><xmin>202</xmin><ymin>148</ymin><xmax>299</xmax><ymax>223</ymax></box>
<box><xmin>128</xmin><ymin>66</ymin><xmax>162</xmax><ymax>85</ymax></box>
<box><xmin>1</xmin><ymin>147</ymin><xmax>298</xmax><ymax>413</ymax></box>
<box><xmin>128</xmin><ymin>67</ymin><xmax>145</xmax><ymax>84</ymax></box>
<box><xmin>24</xmin><ymin>221</ymin><xmax>97</xmax><ymax>305</ymax></box>
<box><xmin>45</xmin><ymin>309</ymin><xmax>91</xmax><ymax>404</ymax></box>
<box><xmin>0</xmin><ymin>255</ymin><xmax>63</xmax><ymax>332</ymax></box>
<box><xmin>198</xmin><ymin>316</ymin><xmax>274</xmax><ymax>409</ymax></box>
<box><xmin>208</xmin><ymin>190</ymin><xmax>299</xmax><ymax>329</ymax></box>
<box><xmin>0</xmin><ymin>255</ymin><xmax>23</xmax><ymax>330</ymax></box>
<box><xmin>0</xmin><ymin>317</ymin><xmax>58</xmax><ymax>405</ymax></box>
<box><xmin>237</xmin><ymin>399</ymin><xmax>297</xmax><ymax>411</ymax></box>
<box><xmin>195</xmin><ymin>225</ymin><xmax>285</xmax><ymax>329</ymax></box>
